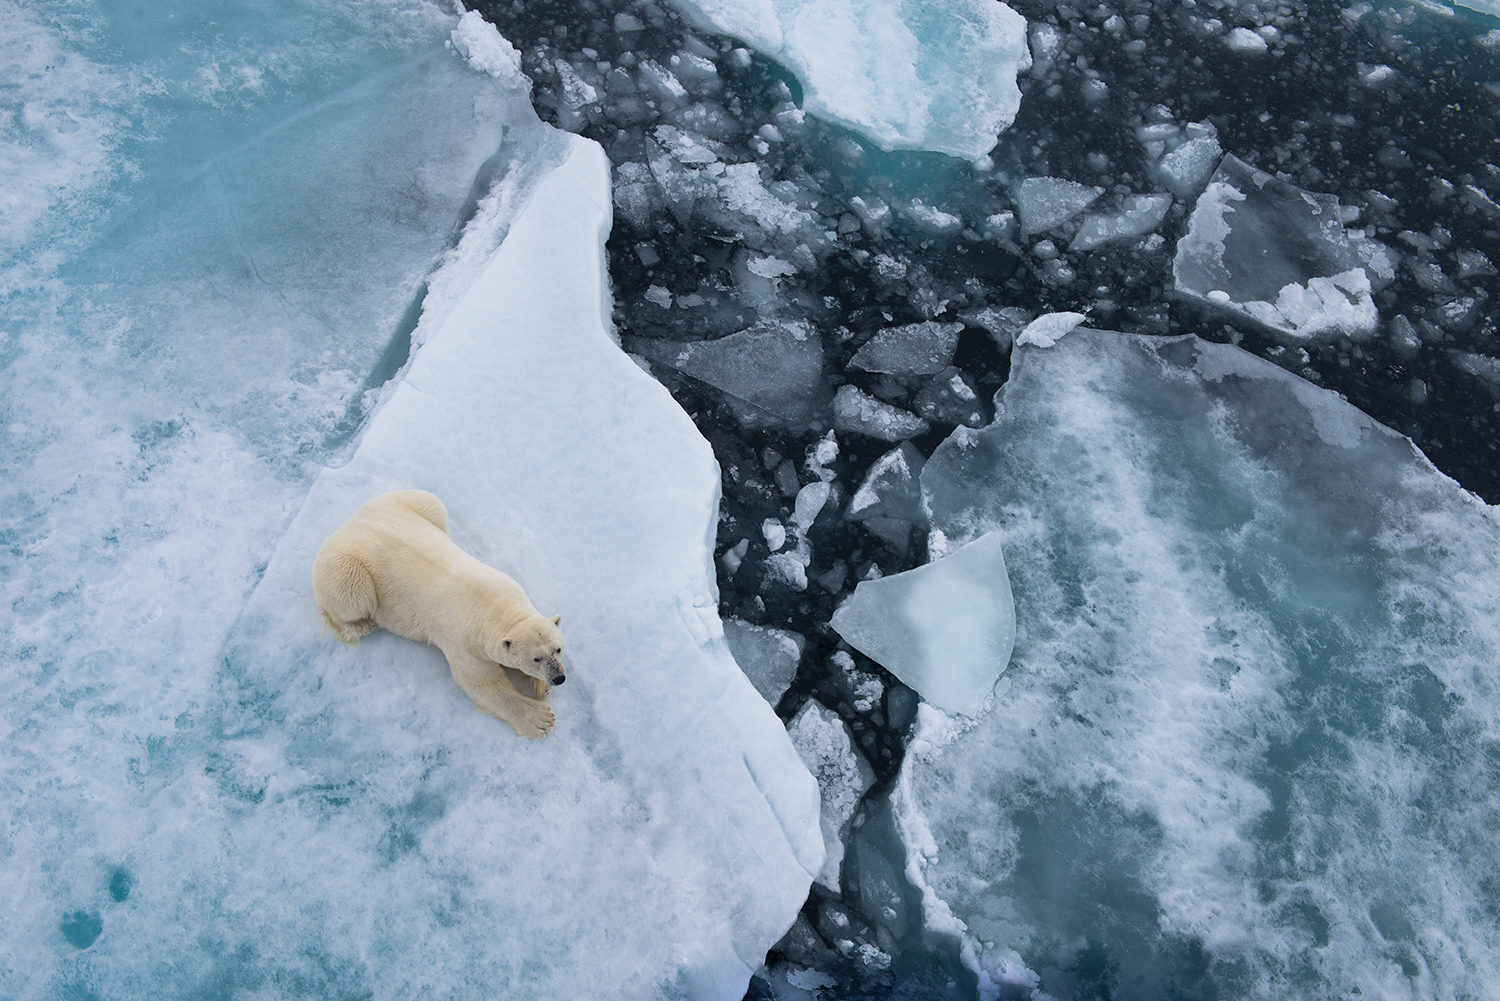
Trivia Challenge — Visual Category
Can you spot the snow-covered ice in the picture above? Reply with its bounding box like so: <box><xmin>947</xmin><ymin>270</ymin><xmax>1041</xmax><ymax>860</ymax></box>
<box><xmin>901</xmin><ymin>328</ymin><xmax>1500</xmax><ymax>999</ymax></box>
<box><xmin>665</xmin><ymin>0</ymin><xmax>1029</xmax><ymax>160</ymax></box>
<box><xmin>1174</xmin><ymin>155</ymin><xmax>1386</xmax><ymax>341</ymax></box>
<box><xmin>831</xmin><ymin>532</ymin><xmax>1016</xmax><ymax>716</ymax></box>
<box><xmin>2</xmin><ymin>8</ymin><xmax>819</xmax><ymax>999</ymax></box>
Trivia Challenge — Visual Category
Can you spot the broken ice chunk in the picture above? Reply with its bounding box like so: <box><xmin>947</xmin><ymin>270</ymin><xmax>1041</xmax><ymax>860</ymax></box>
<box><xmin>833</xmin><ymin>385</ymin><xmax>930</xmax><ymax>442</ymax></box>
<box><xmin>959</xmin><ymin>304</ymin><xmax>1032</xmax><ymax>352</ymax></box>
<box><xmin>1017</xmin><ymin>177</ymin><xmax>1105</xmax><ymax>235</ymax></box>
<box><xmin>788</xmin><ymin>700</ymin><xmax>876</xmax><ymax>892</ymax></box>
<box><xmin>625</xmin><ymin>319</ymin><xmax>825</xmax><ymax>428</ymax></box>
<box><xmin>848</xmin><ymin>442</ymin><xmax>926</xmax><ymax>523</ymax></box>
<box><xmin>668</xmin><ymin>0</ymin><xmax>1029</xmax><ymax>161</ymax></box>
<box><xmin>723</xmin><ymin>618</ymin><xmax>805</xmax><ymax>706</ymax></box>
<box><xmin>1068</xmin><ymin>194</ymin><xmax>1173</xmax><ymax>251</ymax></box>
<box><xmin>1174</xmin><ymin>155</ymin><xmax>1383</xmax><ymax>342</ymax></box>
<box><xmin>913</xmin><ymin>367</ymin><xmax>986</xmax><ymax>427</ymax></box>
<box><xmin>1016</xmin><ymin>312</ymin><xmax>1087</xmax><ymax>348</ymax></box>
<box><xmin>830</xmin><ymin>532</ymin><xmax>1015</xmax><ymax>716</ymax></box>
<box><xmin>849</xmin><ymin>321</ymin><xmax>964</xmax><ymax>376</ymax></box>
<box><xmin>1225</xmin><ymin>26</ymin><xmax>1269</xmax><ymax>53</ymax></box>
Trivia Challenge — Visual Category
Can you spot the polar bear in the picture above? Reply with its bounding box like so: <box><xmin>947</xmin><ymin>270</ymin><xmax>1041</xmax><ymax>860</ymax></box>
<box><xmin>312</xmin><ymin>490</ymin><xmax>566</xmax><ymax>739</ymax></box>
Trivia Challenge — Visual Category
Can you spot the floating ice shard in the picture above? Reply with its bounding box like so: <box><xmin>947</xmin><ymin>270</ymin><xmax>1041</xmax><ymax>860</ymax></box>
<box><xmin>833</xmin><ymin>385</ymin><xmax>931</xmax><ymax>441</ymax></box>
<box><xmin>1069</xmin><ymin>194</ymin><xmax>1173</xmax><ymax>251</ymax></box>
<box><xmin>1016</xmin><ymin>177</ymin><xmax>1104</xmax><ymax>235</ymax></box>
<box><xmin>1174</xmin><ymin>154</ymin><xmax>1385</xmax><ymax>341</ymax></box>
<box><xmin>666</xmin><ymin>0</ymin><xmax>1029</xmax><ymax>160</ymax></box>
<box><xmin>849</xmin><ymin>321</ymin><xmax>964</xmax><ymax>376</ymax></box>
<box><xmin>900</xmin><ymin>328</ymin><xmax>1500</xmax><ymax>999</ymax></box>
<box><xmin>831</xmin><ymin>532</ymin><xmax>1016</xmax><ymax>715</ymax></box>
<box><xmin>848</xmin><ymin>442</ymin><xmax>926</xmax><ymax>523</ymax></box>
<box><xmin>788</xmin><ymin>700</ymin><xmax>876</xmax><ymax>891</ymax></box>
<box><xmin>724</xmin><ymin>618</ymin><xmax>805</xmax><ymax>706</ymax></box>
<box><xmin>626</xmin><ymin>319</ymin><xmax>826</xmax><ymax>428</ymax></box>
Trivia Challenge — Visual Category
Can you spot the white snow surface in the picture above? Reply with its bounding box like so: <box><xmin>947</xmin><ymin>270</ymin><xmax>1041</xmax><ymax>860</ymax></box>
<box><xmin>220</xmin><ymin>135</ymin><xmax>822</xmax><ymax>999</ymax></box>
<box><xmin>665</xmin><ymin>0</ymin><xmax>1029</xmax><ymax>160</ymax></box>
<box><xmin>1</xmin><ymin>6</ymin><xmax>819</xmax><ymax>998</ymax></box>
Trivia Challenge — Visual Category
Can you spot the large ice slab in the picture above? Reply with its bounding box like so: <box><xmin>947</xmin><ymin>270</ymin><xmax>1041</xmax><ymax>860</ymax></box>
<box><xmin>1</xmin><ymin>8</ymin><xmax>820</xmax><ymax>997</ymax></box>
<box><xmin>1174</xmin><ymin>155</ymin><xmax>1389</xmax><ymax>342</ymax></box>
<box><xmin>898</xmin><ymin>328</ymin><xmax>1500</xmax><ymax>999</ymax></box>
<box><xmin>831</xmin><ymin>532</ymin><xmax>1015</xmax><ymax>715</ymax></box>
<box><xmin>666</xmin><ymin>0</ymin><xmax>1029</xmax><ymax>160</ymax></box>
<box><xmin>216</xmin><ymin>138</ymin><xmax>820</xmax><ymax>1000</ymax></box>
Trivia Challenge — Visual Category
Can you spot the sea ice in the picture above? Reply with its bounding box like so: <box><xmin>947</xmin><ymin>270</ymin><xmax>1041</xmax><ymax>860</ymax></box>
<box><xmin>2</xmin><ymin>8</ymin><xmax>821</xmax><ymax>998</ymax></box>
<box><xmin>900</xmin><ymin>328</ymin><xmax>1500</xmax><ymax>999</ymax></box>
<box><xmin>833</xmin><ymin>385</ymin><xmax>931</xmax><ymax>442</ymax></box>
<box><xmin>788</xmin><ymin>700</ymin><xmax>877</xmax><ymax>891</ymax></box>
<box><xmin>849</xmin><ymin>321</ymin><xmax>964</xmax><ymax>376</ymax></box>
<box><xmin>1174</xmin><ymin>155</ymin><xmax>1391</xmax><ymax>342</ymax></box>
<box><xmin>724</xmin><ymin>619</ymin><xmax>806</xmax><ymax>706</ymax></box>
<box><xmin>216</xmin><ymin>137</ymin><xmax>820</xmax><ymax>1000</ymax></box>
<box><xmin>665</xmin><ymin>0</ymin><xmax>1030</xmax><ymax>160</ymax></box>
<box><xmin>831</xmin><ymin>532</ymin><xmax>1016</xmax><ymax>715</ymax></box>
<box><xmin>1068</xmin><ymin>194</ymin><xmax>1173</xmax><ymax>251</ymax></box>
<box><xmin>626</xmin><ymin>319</ymin><xmax>826</xmax><ymax>428</ymax></box>
<box><xmin>1016</xmin><ymin>177</ymin><xmax>1104</xmax><ymax>235</ymax></box>
<box><xmin>847</xmin><ymin>442</ymin><xmax>926</xmax><ymax>524</ymax></box>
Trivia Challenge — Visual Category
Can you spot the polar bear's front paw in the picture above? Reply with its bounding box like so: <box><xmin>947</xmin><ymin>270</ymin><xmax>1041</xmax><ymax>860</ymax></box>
<box><xmin>531</xmin><ymin>676</ymin><xmax>552</xmax><ymax>699</ymax></box>
<box><xmin>510</xmin><ymin>699</ymin><xmax>556</xmax><ymax>740</ymax></box>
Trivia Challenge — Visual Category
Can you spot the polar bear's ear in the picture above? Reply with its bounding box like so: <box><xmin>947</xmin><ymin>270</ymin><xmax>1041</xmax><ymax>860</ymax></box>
<box><xmin>552</xmin><ymin>614</ymin><xmax>562</xmax><ymax>627</ymax></box>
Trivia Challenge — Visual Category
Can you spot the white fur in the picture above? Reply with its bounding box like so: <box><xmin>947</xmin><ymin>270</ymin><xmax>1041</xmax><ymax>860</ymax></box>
<box><xmin>312</xmin><ymin>490</ymin><xmax>566</xmax><ymax>739</ymax></box>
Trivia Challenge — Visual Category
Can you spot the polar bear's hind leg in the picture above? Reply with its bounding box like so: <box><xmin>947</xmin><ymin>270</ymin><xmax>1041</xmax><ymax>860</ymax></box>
<box><xmin>312</xmin><ymin>546</ymin><xmax>378</xmax><ymax>645</ymax></box>
<box><xmin>388</xmin><ymin>489</ymin><xmax>449</xmax><ymax>534</ymax></box>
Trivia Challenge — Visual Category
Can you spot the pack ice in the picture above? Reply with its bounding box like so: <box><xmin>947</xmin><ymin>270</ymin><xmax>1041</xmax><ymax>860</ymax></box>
<box><xmin>896</xmin><ymin>328</ymin><xmax>1500</xmax><ymax>999</ymax></box>
<box><xmin>665</xmin><ymin>0</ymin><xmax>1029</xmax><ymax>160</ymax></box>
<box><xmin>1174</xmin><ymin>155</ymin><xmax>1394</xmax><ymax>342</ymax></box>
<box><xmin>1</xmin><ymin>6</ymin><xmax>819</xmax><ymax>999</ymax></box>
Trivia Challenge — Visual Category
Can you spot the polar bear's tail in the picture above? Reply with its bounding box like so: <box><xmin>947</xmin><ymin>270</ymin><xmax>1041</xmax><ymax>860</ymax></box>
<box><xmin>312</xmin><ymin>540</ymin><xmax>378</xmax><ymax>645</ymax></box>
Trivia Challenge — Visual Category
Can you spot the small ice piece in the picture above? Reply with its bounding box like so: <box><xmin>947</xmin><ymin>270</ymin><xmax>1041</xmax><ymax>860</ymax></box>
<box><xmin>1017</xmin><ymin>177</ymin><xmax>1105</xmax><ymax>235</ymax></box>
<box><xmin>666</xmin><ymin>0</ymin><xmax>1029</xmax><ymax>160</ymax></box>
<box><xmin>625</xmin><ymin>319</ymin><xmax>825</xmax><ymax>427</ymax></box>
<box><xmin>900</xmin><ymin>199</ymin><xmax>964</xmax><ymax>236</ymax></box>
<box><xmin>788</xmin><ymin>700</ymin><xmax>877</xmax><ymax>891</ymax></box>
<box><xmin>1068</xmin><ymin>194</ymin><xmax>1174</xmax><ymax>251</ymax></box>
<box><xmin>764</xmin><ymin>518</ymin><xmax>789</xmax><ymax>552</ymax></box>
<box><xmin>831</xmin><ymin>532</ymin><xmax>1015</xmax><ymax>716</ymax></box>
<box><xmin>959</xmin><ymin>304</ymin><xmax>1032</xmax><ymax>352</ymax></box>
<box><xmin>1155</xmin><ymin>135</ymin><xmax>1223</xmax><ymax>199</ymax></box>
<box><xmin>833</xmin><ymin>385</ymin><xmax>931</xmax><ymax>442</ymax></box>
<box><xmin>913</xmin><ymin>367</ymin><xmax>985</xmax><ymax>428</ymax></box>
<box><xmin>848</xmin><ymin>442</ymin><xmax>926</xmax><ymax>523</ymax></box>
<box><xmin>1174</xmin><ymin>155</ymin><xmax>1382</xmax><ymax>342</ymax></box>
<box><xmin>1016</xmin><ymin>312</ymin><xmax>1087</xmax><ymax>348</ymax></box>
<box><xmin>850</xmin><ymin>321</ymin><xmax>965</xmax><ymax>376</ymax></box>
<box><xmin>1225</xmin><ymin>26</ymin><xmax>1269</xmax><ymax>52</ymax></box>
<box><xmin>723</xmin><ymin>618</ymin><xmax>805</xmax><ymax>705</ymax></box>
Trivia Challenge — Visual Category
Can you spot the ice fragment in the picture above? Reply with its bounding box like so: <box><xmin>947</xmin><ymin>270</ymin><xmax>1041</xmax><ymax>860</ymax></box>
<box><xmin>831</xmin><ymin>532</ymin><xmax>1016</xmax><ymax>715</ymax></box>
<box><xmin>850</xmin><ymin>321</ymin><xmax>964</xmax><ymax>376</ymax></box>
<box><xmin>833</xmin><ymin>385</ymin><xmax>931</xmax><ymax>441</ymax></box>
<box><xmin>1017</xmin><ymin>177</ymin><xmax>1105</xmax><ymax>235</ymax></box>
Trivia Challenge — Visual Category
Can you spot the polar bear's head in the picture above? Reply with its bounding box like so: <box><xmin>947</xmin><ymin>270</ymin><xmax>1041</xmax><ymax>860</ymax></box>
<box><xmin>495</xmin><ymin>614</ymin><xmax>567</xmax><ymax>687</ymax></box>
